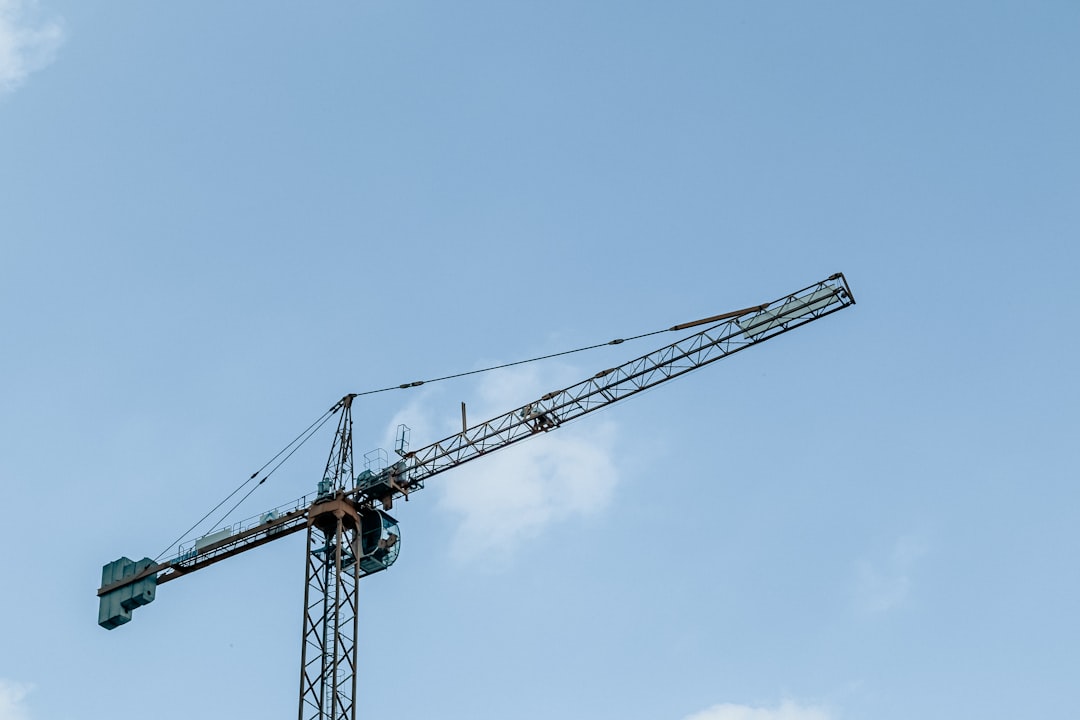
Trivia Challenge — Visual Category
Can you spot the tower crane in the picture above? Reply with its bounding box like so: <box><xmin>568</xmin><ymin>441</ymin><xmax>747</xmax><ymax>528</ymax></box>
<box><xmin>96</xmin><ymin>273</ymin><xmax>855</xmax><ymax>720</ymax></box>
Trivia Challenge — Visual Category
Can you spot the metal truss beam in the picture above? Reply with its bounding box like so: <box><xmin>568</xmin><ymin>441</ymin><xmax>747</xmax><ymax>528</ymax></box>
<box><xmin>355</xmin><ymin>273</ymin><xmax>855</xmax><ymax>505</ymax></box>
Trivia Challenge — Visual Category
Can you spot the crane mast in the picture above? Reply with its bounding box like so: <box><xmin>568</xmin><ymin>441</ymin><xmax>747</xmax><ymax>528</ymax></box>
<box><xmin>299</xmin><ymin>397</ymin><xmax>362</xmax><ymax>720</ymax></box>
<box><xmin>96</xmin><ymin>273</ymin><xmax>855</xmax><ymax>720</ymax></box>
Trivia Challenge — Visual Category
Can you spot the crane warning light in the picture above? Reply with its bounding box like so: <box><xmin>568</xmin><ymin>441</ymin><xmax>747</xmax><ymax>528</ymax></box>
<box><xmin>97</xmin><ymin>557</ymin><xmax>157</xmax><ymax>630</ymax></box>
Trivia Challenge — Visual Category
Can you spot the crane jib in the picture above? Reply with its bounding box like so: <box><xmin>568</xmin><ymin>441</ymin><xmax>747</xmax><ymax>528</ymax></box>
<box><xmin>358</xmin><ymin>272</ymin><xmax>855</xmax><ymax>505</ymax></box>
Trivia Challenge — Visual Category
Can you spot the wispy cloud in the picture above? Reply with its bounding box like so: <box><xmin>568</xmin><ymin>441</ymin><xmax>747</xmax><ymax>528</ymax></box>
<box><xmin>438</xmin><ymin>420</ymin><xmax>617</xmax><ymax>562</ymax></box>
<box><xmin>0</xmin><ymin>679</ymin><xmax>33</xmax><ymax>720</ymax></box>
<box><xmin>0</xmin><ymin>0</ymin><xmax>64</xmax><ymax>95</ymax></box>
<box><xmin>855</xmin><ymin>534</ymin><xmax>928</xmax><ymax>614</ymax></box>
<box><xmin>384</xmin><ymin>364</ymin><xmax>619</xmax><ymax>563</ymax></box>
<box><xmin>683</xmin><ymin>700</ymin><xmax>833</xmax><ymax>720</ymax></box>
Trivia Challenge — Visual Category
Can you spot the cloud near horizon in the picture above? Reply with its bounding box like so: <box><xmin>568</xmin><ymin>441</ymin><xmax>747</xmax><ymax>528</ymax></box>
<box><xmin>682</xmin><ymin>700</ymin><xmax>833</xmax><ymax>720</ymax></box>
<box><xmin>0</xmin><ymin>0</ymin><xmax>64</xmax><ymax>94</ymax></box>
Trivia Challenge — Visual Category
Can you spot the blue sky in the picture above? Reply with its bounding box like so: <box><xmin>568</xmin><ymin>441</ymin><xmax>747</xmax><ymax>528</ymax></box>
<box><xmin>1</xmin><ymin>2</ymin><xmax>1078</xmax><ymax>719</ymax></box>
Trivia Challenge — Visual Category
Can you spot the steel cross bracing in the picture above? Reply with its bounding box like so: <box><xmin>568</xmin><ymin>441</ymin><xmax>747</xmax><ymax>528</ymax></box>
<box><xmin>296</xmin><ymin>397</ymin><xmax>362</xmax><ymax>720</ymax></box>
<box><xmin>299</xmin><ymin>501</ymin><xmax>361</xmax><ymax>720</ymax></box>
<box><xmin>354</xmin><ymin>273</ymin><xmax>856</xmax><ymax>507</ymax></box>
<box><xmin>323</xmin><ymin>396</ymin><xmax>357</xmax><ymax>494</ymax></box>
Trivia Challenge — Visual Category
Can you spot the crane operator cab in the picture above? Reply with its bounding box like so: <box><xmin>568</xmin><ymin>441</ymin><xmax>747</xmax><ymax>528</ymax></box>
<box><xmin>351</xmin><ymin>507</ymin><xmax>401</xmax><ymax>577</ymax></box>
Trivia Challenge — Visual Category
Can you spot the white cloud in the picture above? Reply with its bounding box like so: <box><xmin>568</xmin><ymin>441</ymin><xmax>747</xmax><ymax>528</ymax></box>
<box><xmin>438</xmin><ymin>419</ymin><xmax>617</xmax><ymax>561</ymax></box>
<box><xmin>0</xmin><ymin>679</ymin><xmax>32</xmax><ymax>720</ymax></box>
<box><xmin>683</xmin><ymin>700</ymin><xmax>833</xmax><ymax>720</ymax></box>
<box><xmin>0</xmin><ymin>0</ymin><xmax>64</xmax><ymax>94</ymax></box>
<box><xmin>384</xmin><ymin>364</ymin><xmax>619</xmax><ymax>563</ymax></box>
<box><xmin>855</xmin><ymin>534</ymin><xmax>928</xmax><ymax>614</ymax></box>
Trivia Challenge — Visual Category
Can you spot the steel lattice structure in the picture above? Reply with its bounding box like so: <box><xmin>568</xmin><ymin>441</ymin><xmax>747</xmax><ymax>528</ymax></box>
<box><xmin>299</xmin><ymin>500</ymin><xmax>361</xmax><ymax>720</ymax></box>
<box><xmin>356</xmin><ymin>273</ymin><xmax>855</xmax><ymax>505</ymax></box>
<box><xmin>297</xmin><ymin>398</ymin><xmax>362</xmax><ymax>720</ymax></box>
<box><xmin>96</xmin><ymin>273</ymin><xmax>856</xmax><ymax>720</ymax></box>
